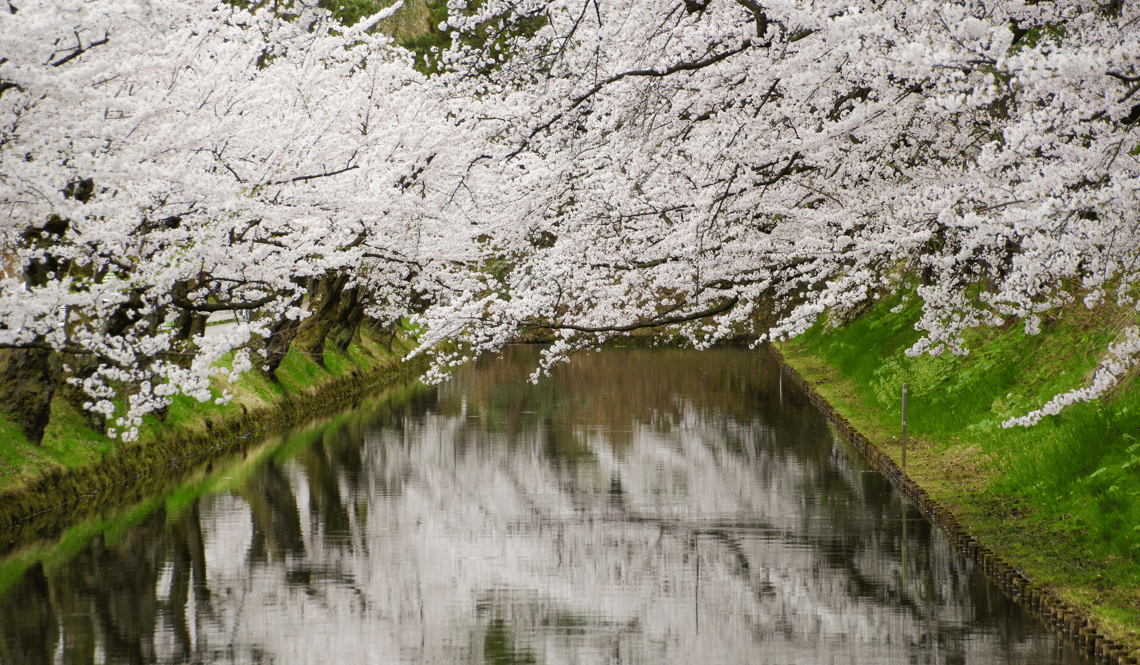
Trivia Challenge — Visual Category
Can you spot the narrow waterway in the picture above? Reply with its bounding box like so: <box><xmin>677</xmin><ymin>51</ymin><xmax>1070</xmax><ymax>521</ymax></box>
<box><xmin>0</xmin><ymin>347</ymin><xmax>1081</xmax><ymax>664</ymax></box>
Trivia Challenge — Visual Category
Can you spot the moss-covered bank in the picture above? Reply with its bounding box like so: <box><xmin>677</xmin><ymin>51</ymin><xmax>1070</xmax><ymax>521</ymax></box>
<box><xmin>775</xmin><ymin>290</ymin><xmax>1140</xmax><ymax>663</ymax></box>
<box><xmin>0</xmin><ymin>326</ymin><xmax>427</xmax><ymax>549</ymax></box>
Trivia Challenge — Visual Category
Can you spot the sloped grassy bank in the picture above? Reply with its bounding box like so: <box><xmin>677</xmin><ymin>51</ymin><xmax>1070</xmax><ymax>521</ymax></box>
<box><xmin>775</xmin><ymin>290</ymin><xmax>1140</xmax><ymax>663</ymax></box>
<box><xmin>0</xmin><ymin>326</ymin><xmax>428</xmax><ymax>549</ymax></box>
<box><xmin>0</xmin><ymin>373</ymin><xmax>429</xmax><ymax>597</ymax></box>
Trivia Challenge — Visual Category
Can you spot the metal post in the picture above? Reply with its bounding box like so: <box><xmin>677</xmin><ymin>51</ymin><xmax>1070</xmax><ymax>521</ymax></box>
<box><xmin>901</xmin><ymin>383</ymin><xmax>908</xmax><ymax>476</ymax></box>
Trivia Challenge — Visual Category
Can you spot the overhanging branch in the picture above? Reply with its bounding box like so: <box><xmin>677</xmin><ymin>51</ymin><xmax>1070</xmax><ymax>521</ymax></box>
<box><xmin>512</xmin><ymin>42</ymin><xmax>753</xmax><ymax>157</ymax></box>
<box><xmin>522</xmin><ymin>296</ymin><xmax>738</xmax><ymax>333</ymax></box>
<box><xmin>171</xmin><ymin>293</ymin><xmax>277</xmax><ymax>312</ymax></box>
<box><xmin>269</xmin><ymin>161</ymin><xmax>359</xmax><ymax>186</ymax></box>
<box><xmin>51</xmin><ymin>32</ymin><xmax>109</xmax><ymax>67</ymax></box>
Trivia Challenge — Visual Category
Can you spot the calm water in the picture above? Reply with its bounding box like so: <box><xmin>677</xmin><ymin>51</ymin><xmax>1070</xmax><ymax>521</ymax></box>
<box><xmin>0</xmin><ymin>347</ymin><xmax>1081</xmax><ymax>664</ymax></box>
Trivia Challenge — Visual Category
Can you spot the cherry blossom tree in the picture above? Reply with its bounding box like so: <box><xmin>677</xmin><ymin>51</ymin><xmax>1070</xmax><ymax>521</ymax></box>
<box><xmin>4</xmin><ymin>0</ymin><xmax>1139</xmax><ymax>442</ymax></box>
<box><xmin>0</xmin><ymin>0</ymin><xmax>473</xmax><ymax>442</ymax></box>
<box><xmin>408</xmin><ymin>0</ymin><xmax>1140</xmax><ymax>424</ymax></box>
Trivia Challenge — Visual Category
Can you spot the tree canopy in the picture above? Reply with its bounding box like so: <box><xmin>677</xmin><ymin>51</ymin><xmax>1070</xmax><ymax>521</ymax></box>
<box><xmin>3</xmin><ymin>0</ymin><xmax>1139</xmax><ymax>440</ymax></box>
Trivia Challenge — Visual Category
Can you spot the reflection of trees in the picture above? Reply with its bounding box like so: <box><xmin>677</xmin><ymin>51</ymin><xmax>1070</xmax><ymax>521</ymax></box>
<box><xmin>295</xmin><ymin>430</ymin><xmax>356</xmax><ymax>550</ymax></box>
<box><xmin>0</xmin><ymin>563</ymin><xmax>57</xmax><ymax>665</ymax></box>
<box><xmin>0</xmin><ymin>503</ymin><xmax>222</xmax><ymax>664</ymax></box>
<box><xmin>48</xmin><ymin>507</ymin><xmax>169</xmax><ymax>664</ymax></box>
<box><xmin>0</xmin><ymin>349</ymin><xmax>1074</xmax><ymax>664</ymax></box>
<box><xmin>240</xmin><ymin>459</ymin><xmax>307</xmax><ymax>565</ymax></box>
<box><xmin>441</xmin><ymin>347</ymin><xmax>811</xmax><ymax>451</ymax></box>
<box><xmin>162</xmin><ymin>502</ymin><xmax>211</xmax><ymax>663</ymax></box>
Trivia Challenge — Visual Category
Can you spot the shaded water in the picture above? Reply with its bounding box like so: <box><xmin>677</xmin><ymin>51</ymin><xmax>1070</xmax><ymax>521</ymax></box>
<box><xmin>0</xmin><ymin>347</ymin><xmax>1081</xmax><ymax>664</ymax></box>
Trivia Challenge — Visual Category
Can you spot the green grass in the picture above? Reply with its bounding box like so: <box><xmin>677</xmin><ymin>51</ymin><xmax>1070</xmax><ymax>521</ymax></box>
<box><xmin>794</xmin><ymin>289</ymin><xmax>1140</xmax><ymax>559</ymax></box>
<box><xmin>0</xmin><ymin>325</ymin><xmax>415</xmax><ymax>494</ymax></box>
<box><xmin>0</xmin><ymin>399</ymin><xmax>116</xmax><ymax>491</ymax></box>
<box><xmin>782</xmin><ymin>287</ymin><xmax>1140</xmax><ymax>652</ymax></box>
<box><xmin>0</xmin><ymin>412</ymin><xmax>36</xmax><ymax>484</ymax></box>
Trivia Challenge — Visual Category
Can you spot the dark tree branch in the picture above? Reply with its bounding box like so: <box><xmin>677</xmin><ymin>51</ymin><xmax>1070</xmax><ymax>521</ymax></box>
<box><xmin>171</xmin><ymin>292</ymin><xmax>277</xmax><ymax>312</ymax></box>
<box><xmin>269</xmin><ymin>162</ymin><xmax>359</xmax><ymax>186</ymax></box>
<box><xmin>1107</xmin><ymin>70</ymin><xmax>1140</xmax><ymax>83</ymax></box>
<box><xmin>556</xmin><ymin>0</ymin><xmax>597</xmax><ymax>59</ymax></box>
<box><xmin>521</xmin><ymin>296</ymin><xmax>738</xmax><ymax>332</ymax></box>
<box><xmin>570</xmin><ymin>42</ymin><xmax>751</xmax><ymax>107</ymax></box>
<box><xmin>0</xmin><ymin>80</ymin><xmax>23</xmax><ymax>99</ymax></box>
<box><xmin>0</xmin><ymin>341</ymin><xmax>94</xmax><ymax>354</ymax></box>
<box><xmin>735</xmin><ymin>0</ymin><xmax>768</xmax><ymax>38</ymax></box>
<box><xmin>511</xmin><ymin>42</ymin><xmax>753</xmax><ymax>158</ymax></box>
<box><xmin>51</xmin><ymin>32</ymin><xmax>109</xmax><ymax>67</ymax></box>
<box><xmin>213</xmin><ymin>149</ymin><xmax>245</xmax><ymax>183</ymax></box>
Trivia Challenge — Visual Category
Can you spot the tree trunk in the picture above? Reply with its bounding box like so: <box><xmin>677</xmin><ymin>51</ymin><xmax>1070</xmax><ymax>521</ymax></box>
<box><xmin>0</xmin><ymin>347</ymin><xmax>62</xmax><ymax>445</ymax></box>
<box><xmin>1</xmin><ymin>212</ymin><xmax>82</xmax><ymax>444</ymax></box>
<box><xmin>327</xmin><ymin>291</ymin><xmax>368</xmax><ymax>356</ymax></box>
<box><xmin>292</xmin><ymin>273</ymin><xmax>351</xmax><ymax>368</ymax></box>
<box><xmin>262</xmin><ymin>315</ymin><xmax>303</xmax><ymax>383</ymax></box>
<box><xmin>172</xmin><ymin>309</ymin><xmax>209</xmax><ymax>351</ymax></box>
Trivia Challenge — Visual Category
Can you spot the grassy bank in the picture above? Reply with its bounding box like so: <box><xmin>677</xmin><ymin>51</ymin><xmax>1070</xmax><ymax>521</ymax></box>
<box><xmin>0</xmin><ymin>325</ymin><xmax>426</xmax><ymax>533</ymax></box>
<box><xmin>778</xmin><ymin>289</ymin><xmax>1140</xmax><ymax>657</ymax></box>
<box><xmin>0</xmin><ymin>374</ymin><xmax>428</xmax><ymax>596</ymax></box>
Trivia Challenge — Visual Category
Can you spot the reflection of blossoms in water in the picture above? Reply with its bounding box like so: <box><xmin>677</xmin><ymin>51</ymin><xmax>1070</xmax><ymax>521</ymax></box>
<box><xmin>0</xmin><ymin>349</ymin><xmax>1078</xmax><ymax>665</ymax></box>
<box><xmin>185</xmin><ymin>348</ymin><xmax>1069</xmax><ymax>664</ymax></box>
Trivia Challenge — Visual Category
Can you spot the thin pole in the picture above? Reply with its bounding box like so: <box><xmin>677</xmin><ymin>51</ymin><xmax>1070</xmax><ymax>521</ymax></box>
<box><xmin>901</xmin><ymin>383</ymin><xmax>908</xmax><ymax>476</ymax></box>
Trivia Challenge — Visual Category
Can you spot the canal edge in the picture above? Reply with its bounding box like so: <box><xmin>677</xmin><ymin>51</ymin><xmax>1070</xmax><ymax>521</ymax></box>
<box><xmin>768</xmin><ymin>343</ymin><xmax>1139</xmax><ymax>665</ymax></box>
<box><xmin>0</xmin><ymin>354</ymin><xmax>430</xmax><ymax>549</ymax></box>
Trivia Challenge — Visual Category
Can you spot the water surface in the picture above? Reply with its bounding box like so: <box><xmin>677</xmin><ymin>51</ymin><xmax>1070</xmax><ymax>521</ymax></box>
<box><xmin>0</xmin><ymin>347</ymin><xmax>1080</xmax><ymax>664</ymax></box>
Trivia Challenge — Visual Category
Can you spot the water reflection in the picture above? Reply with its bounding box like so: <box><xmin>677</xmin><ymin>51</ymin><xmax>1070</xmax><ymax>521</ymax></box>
<box><xmin>0</xmin><ymin>347</ymin><xmax>1080</xmax><ymax>664</ymax></box>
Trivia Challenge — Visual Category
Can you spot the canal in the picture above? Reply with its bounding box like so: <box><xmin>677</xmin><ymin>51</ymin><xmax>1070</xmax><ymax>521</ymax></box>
<box><xmin>0</xmin><ymin>347</ymin><xmax>1082</xmax><ymax>664</ymax></box>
